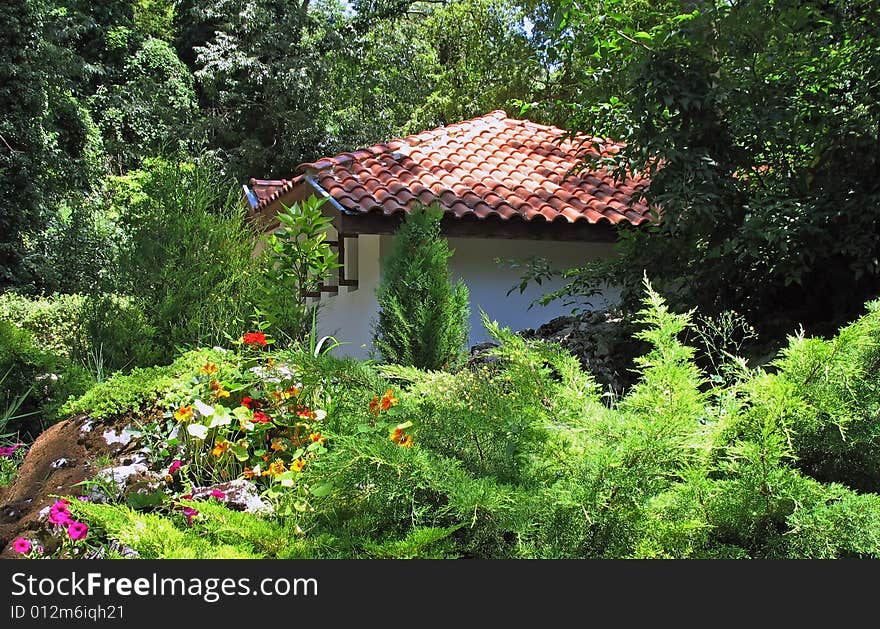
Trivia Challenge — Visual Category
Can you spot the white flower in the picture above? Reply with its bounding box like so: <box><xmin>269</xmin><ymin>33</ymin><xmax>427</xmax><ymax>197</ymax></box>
<box><xmin>187</xmin><ymin>424</ymin><xmax>210</xmax><ymax>440</ymax></box>
<box><xmin>194</xmin><ymin>399</ymin><xmax>214</xmax><ymax>417</ymax></box>
<box><xmin>313</xmin><ymin>409</ymin><xmax>326</xmax><ymax>421</ymax></box>
<box><xmin>209</xmin><ymin>406</ymin><xmax>232</xmax><ymax>428</ymax></box>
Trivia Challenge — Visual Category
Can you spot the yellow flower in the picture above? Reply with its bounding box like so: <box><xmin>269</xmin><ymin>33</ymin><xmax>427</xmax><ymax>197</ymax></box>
<box><xmin>398</xmin><ymin>435</ymin><xmax>413</xmax><ymax>448</ymax></box>
<box><xmin>200</xmin><ymin>362</ymin><xmax>218</xmax><ymax>375</ymax></box>
<box><xmin>243</xmin><ymin>466</ymin><xmax>257</xmax><ymax>479</ymax></box>
<box><xmin>291</xmin><ymin>459</ymin><xmax>306</xmax><ymax>472</ymax></box>
<box><xmin>211</xmin><ymin>441</ymin><xmax>229</xmax><ymax>457</ymax></box>
<box><xmin>270</xmin><ymin>438</ymin><xmax>287</xmax><ymax>452</ymax></box>
<box><xmin>174</xmin><ymin>405</ymin><xmax>193</xmax><ymax>422</ymax></box>
<box><xmin>308</xmin><ymin>432</ymin><xmax>327</xmax><ymax>444</ymax></box>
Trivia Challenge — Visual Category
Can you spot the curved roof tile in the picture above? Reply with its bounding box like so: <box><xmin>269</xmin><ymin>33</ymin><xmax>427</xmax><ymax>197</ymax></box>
<box><xmin>246</xmin><ymin>111</ymin><xmax>654</xmax><ymax>226</ymax></box>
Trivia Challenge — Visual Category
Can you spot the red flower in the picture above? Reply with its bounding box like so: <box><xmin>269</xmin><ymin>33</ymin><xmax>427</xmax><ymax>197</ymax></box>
<box><xmin>242</xmin><ymin>332</ymin><xmax>268</xmax><ymax>347</ymax></box>
<box><xmin>252</xmin><ymin>411</ymin><xmax>272</xmax><ymax>424</ymax></box>
<box><xmin>241</xmin><ymin>397</ymin><xmax>254</xmax><ymax>409</ymax></box>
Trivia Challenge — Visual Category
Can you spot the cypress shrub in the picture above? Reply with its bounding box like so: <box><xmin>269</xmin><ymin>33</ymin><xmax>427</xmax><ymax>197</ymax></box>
<box><xmin>373</xmin><ymin>205</ymin><xmax>469</xmax><ymax>370</ymax></box>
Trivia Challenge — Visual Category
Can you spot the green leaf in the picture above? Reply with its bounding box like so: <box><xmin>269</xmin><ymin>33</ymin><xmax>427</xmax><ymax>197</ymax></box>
<box><xmin>309</xmin><ymin>482</ymin><xmax>332</xmax><ymax>497</ymax></box>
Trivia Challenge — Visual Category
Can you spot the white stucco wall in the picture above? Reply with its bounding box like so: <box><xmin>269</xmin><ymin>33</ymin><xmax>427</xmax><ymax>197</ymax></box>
<box><xmin>317</xmin><ymin>234</ymin><xmax>618</xmax><ymax>359</ymax></box>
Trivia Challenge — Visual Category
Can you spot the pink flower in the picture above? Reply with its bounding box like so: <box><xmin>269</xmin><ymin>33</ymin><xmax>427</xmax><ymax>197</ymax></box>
<box><xmin>49</xmin><ymin>509</ymin><xmax>73</xmax><ymax>526</ymax></box>
<box><xmin>76</xmin><ymin>496</ymin><xmax>90</xmax><ymax>502</ymax></box>
<box><xmin>168</xmin><ymin>460</ymin><xmax>182</xmax><ymax>474</ymax></box>
<box><xmin>179</xmin><ymin>494</ymin><xmax>193</xmax><ymax>501</ymax></box>
<box><xmin>67</xmin><ymin>521</ymin><xmax>88</xmax><ymax>541</ymax></box>
<box><xmin>0</xmin><ymin>444</ymin><xmax>23</xmax><ymax>457</ymax></box>
<box><xmin>183</xmin><ymin>507</ymin><xmax>199</xmax><ymax>525</ymax></box>
<box><xmin>49</xmin><ymin>499</ymin><xmax>72</xmax><ymax>525</ymax></box>
<box><xmin>13</xmin><ymin>538</ymin><xmax>31</xmax><ymax>554</ymax></box>
<box><xmin>210</xmin><ymin>489</ymin><xmax>226</xmax><ymax>499</ymax></box>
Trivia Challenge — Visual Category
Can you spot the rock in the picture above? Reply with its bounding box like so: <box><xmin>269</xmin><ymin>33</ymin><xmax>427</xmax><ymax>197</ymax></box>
<box><xmin>88</xmin><ymin>463</ymin><xmax>161</xmax><ymax>503</ymax></box>
<box><xmin>191</xmin><ymin>479</ymin><xmax>273</xmax><ymax>515</ymax></box>
<box><xmin>467</xmin><ymin>342</ymin><xmax>500</xmax><ymax>367</ymax></box>
<box><xmin>102</xmin><ymin>427</ymin><xmax>138</xmax><ymax>447</ymax></box>
<box><xmin>469</xmin><ymin>308</ymin><xmax>645</xmax><ymax>394</ymax></box>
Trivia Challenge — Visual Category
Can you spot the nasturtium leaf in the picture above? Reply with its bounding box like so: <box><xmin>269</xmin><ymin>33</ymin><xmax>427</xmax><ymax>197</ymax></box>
<box><xmin>309</xmin><ymin>483</ymin><xmax>332</xmax><ymax>497</ymax></box>
<box><xmin>231</xmin><ymin>444</ymin><xmax>249</xmax><ymax>461</ymax></box>
<box><xmin>277</xmin><ymin>471</ymin><xmax>297</xmax><ymax>487</ymax></box>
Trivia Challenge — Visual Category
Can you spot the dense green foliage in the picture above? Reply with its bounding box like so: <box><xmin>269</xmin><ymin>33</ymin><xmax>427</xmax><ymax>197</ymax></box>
<box><xmin>5</xmin><ymin>0</ymin><xmax>880</xmax><ymax>562</ymax></box>
<box><xmin>43</xmin><ymin>285</ymin><xmax>880</xmax><ymax>558</ymax></box>
<box><xmin>258</xmin><ymin>196</ymin><xmax>341</xmax><ymax>344</ymax></box>
<box><xmin>374</xmin><ymin>206</ymin><xmax>470</xmax><ymax>370</ymax></box>
<box><xmin>0</xmin><ymin>321</ymin><xmax>91</xmax><ymax>437</ymax></box>
<box><xmin>525</xmin><ymin>0</ymin><xmax>880</xmax><ymax>335</ymax></box>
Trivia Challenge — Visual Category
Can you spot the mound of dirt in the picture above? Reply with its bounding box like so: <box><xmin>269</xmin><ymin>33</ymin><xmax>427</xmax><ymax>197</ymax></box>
<box><xmin>0</xmin><ymin>414</ymin><xmax>141</xmax><ymax>558</ymax></box>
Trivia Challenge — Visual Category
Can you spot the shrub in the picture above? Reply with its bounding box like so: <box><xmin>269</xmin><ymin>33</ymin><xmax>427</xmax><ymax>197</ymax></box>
<box><xmin>256</xmin><ymin>196</ymin><xmax>340</xmax><ymax>345</ymax></box>
<box><xmin>0</xmin><ymin>292</ymin><xmax>161</xmax><ymax>376</ymax></box>
<box><xmin>0</xmin><ymin>292</ymin><xmax>85</xmax><ymax>357</ymax></box>
<box><xmin>110</xmin><ymin>158</ymin><xmax>263</xmax><ymax>361</ymax></box>
<box><xmin>0</xmin><ymin>320</ymin><xmax>91</xmax><ymax>437</ymax></box>
<box><xmin>75</xmin><ymin>293</ymin><xmax>162</xmax><ymax>375</ymax></box>
<box><xmin>54</xmin><ymin>283</ymin><xmax>880</xmax><ymax>559</ymax></box>
<box><xmin>373</xmin><ymin>205</ymin><xmax>469</xmax><ymax>370</ymax></box>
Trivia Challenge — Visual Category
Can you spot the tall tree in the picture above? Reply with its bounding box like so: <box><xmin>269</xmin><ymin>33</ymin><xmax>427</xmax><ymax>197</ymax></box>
<box><xmin>0</xmin><ymin>0</ymin><xmax>51</xmax><ymax>286</ymax></box>
<box><xmin>528</xmin><ymin>0</ymin><xmax>880</xmax><ymax>334</ymax></box>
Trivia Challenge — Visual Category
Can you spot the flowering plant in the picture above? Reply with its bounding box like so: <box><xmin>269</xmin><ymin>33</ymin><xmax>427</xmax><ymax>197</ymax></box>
<box><xmin>159</xmin><ymin>345</ymin><xmax>331</xmax><ymax>498</ymax></box>
<box><xmin>363</xmin><ymin>389</ymin><xmax>414</xmax><ymax>448</ymax></box>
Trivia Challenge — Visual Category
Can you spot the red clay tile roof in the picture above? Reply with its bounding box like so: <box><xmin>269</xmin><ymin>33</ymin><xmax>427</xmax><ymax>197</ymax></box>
<box><xmin>246</xmin><ymin>177</ymin><xmax>302</xmax><ymax>210</ymax></box>
<box><xmin>246</xmin><ymin>110</ymin><xmax>653</xmax><ymax>226</ymax></box>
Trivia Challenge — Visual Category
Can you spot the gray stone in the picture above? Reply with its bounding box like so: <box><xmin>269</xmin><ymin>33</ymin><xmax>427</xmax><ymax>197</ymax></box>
<box><xmin>191</xmin><ymin>479</ymin><xmax>274</xmax><ymax>515</ymax></box>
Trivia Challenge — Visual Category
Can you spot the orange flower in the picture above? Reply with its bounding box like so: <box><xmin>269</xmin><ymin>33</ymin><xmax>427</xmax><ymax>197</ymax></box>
<box><xmin>369</xmin><ymin>396</ymin><xmax>380</xmax><ymax>416</ymax></box>
<box><xmin>380</xmin><ymin>389</ymin><xmax>398</xmax><ymax>411</ymax></box>
<box><xmin>211</xmin><ymin>441</ymin><xmax>229</xmax><ymax>457</ymax></box>
<box><xmin>174</xmin><ymin>405</ymin><xmax>193</xmax><ymax>422</ymax></box>
<box><xmin>270</xmin><ymin>438</ymin><xmax>287</xmax><ymax>452</ymax></box>
<box><xmin>268</xmin><ymin>459</ymin><xmax>286</xmax><ymax>476</ymax></box>
<box><xmin>200</xmin><ymin>362</ymin><xmax>218</xmax><ymax>375</ymax></box>
<box><xmin>210</xmin><ymin>381</ymin><xmax>230</xmax><ymax>398</ymax></box>
<box><xmin>243</xmin><ymin>467</ymin><xmax>257</xmax><ymax>479</ymax></box>
<box><xmin>390</xmin><ymin>425</ymin><xmax>414</xmax><ymax>448</ymax></box>
<box><xmin>261</xmin><ymin>454</ymin><xmax>270</xmax><ymax>462</ymax></box>
<box><xmin>291</xmin><ymin>459</ymin><xmax>306</xmax><ymax>472</ymax></box>
<box><xmin>308</xmin><ymin>432</ymin><xmax>327</xmax><ymax>444</ymax></box>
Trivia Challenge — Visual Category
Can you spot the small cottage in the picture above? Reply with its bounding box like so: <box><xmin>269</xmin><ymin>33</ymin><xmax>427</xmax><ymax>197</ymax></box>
<box><xmin>243</xmin><ymin>110</ymin><xmax>652</xmax><ymax>357</ymax></box>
